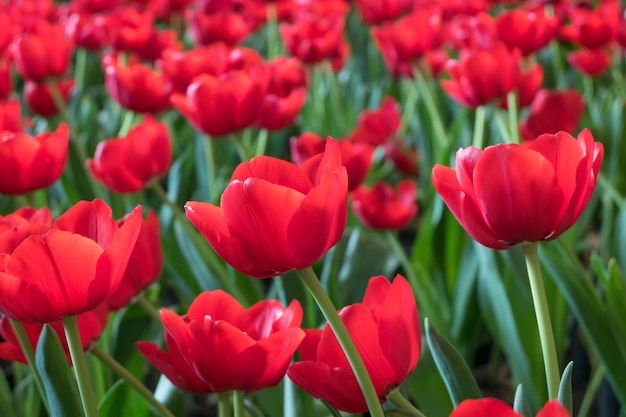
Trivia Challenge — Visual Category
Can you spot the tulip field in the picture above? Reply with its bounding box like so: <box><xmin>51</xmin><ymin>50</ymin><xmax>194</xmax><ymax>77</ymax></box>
<box><xmin>0</xmin><ymin>1</ymin><xmax>625</xmax><ymax>417</ymax></box>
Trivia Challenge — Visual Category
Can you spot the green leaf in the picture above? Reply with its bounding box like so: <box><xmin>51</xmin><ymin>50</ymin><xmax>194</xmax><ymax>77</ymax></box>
<box><xmin>513</xmin><ymin>385</ymin><xmax>531</xmax><ymax>417</ymax></box>
<box><xmin>35</xmin><ymin>325</ymin><xmax>84</xmax><ymax>417</ymax></box>
<box><xmin>0</xmin><ymin>368</ymin><xmax>17</xmax><ymax>417</ymax></box>
<box><xmin>99</xmin><ymin>380</ymin><xmax>153</xmax><ymax>417</ymax></box>
<box><xmin>557</xmin><ymin>362</ymin><xmax>573</xmax><ymax>415</ymax></box>
<box><xmin>425</xmin><ymin>319</ymin><xmax>481</xmax><ymax>406</ymax></box>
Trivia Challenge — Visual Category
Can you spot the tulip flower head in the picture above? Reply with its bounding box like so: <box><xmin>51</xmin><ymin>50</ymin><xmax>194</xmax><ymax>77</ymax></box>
<box><xmin>432</xmin><ymin>130</ymin><xmax>603</xmax><ymax>249</ymax></box>
<box><xmin>451</xmin><ymin>398</ymin><xmax>570</xmax><ymax>417</ymax></box>
<box><xmin>136</xmin><ymin>290</ymin><xmax>305</xmax><ymax>393</ymax></box>
<box><xmin>351</xmin><ymin>180</ymin><xmax>418</xmax><ymax>230</ymax></box>
<box><xmin>0</xmin><ymin>199</ymin><xmax>142</xmax><ymax>323</ymax></box>
<box><xmin>287</xmin><ymin>275</ymin><xmax>421</xmax><ymax>413</ymax></box>
<box><xmin>186</xmin><ymin>138</ymin><xmax>348</xmax><ymax>278</ymax></box>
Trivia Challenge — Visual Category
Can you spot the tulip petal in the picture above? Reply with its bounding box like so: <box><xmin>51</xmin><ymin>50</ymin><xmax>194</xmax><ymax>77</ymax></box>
<box><xmin>450</xmin><ymin>398</ymin><xmax>521</xmax><ymax>417</ymax></box>
<box><xmin>187</xmin><ymin>290</ymin><xmax>248</xmax><ymax>326</ymax></box>
<box><xmin>0</xmin><ymin>272</ymin><xmax>56</xmax><ymax>323</ymax></box>
<box><xmin>473</xmin><ymin>145</ymin><xmax>563</xmax><ymax>244</ymax></box>
<box><xmin>287</xmin><ymin>168</ymin><xmax>348</xmax><ymax>269</ymax></box>
<box><xmin>231</xmin><ymin>156</ymin><xmax>312</xmax><ymax>194</ymax></box>
<box><xmin>432</xmin><ymin>165</ymin><xmax>508</xmax><ymax>249</ymax></box>
<box><xmin>54</xmin><ymin>199</ymin><xmax>118</xmax><ymax>247</ymax></box>
<box><xmin>222</xmin><ymin>178</ymin><xmax>305</xmax><ymax>275</ymax></box>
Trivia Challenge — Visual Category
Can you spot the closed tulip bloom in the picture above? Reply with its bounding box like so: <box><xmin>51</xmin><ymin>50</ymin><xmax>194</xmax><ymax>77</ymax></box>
<box><xmin>107</xmin><ymin>210</ymin><xmax>163</xmax><ymax>311</ymax></box>
<box><xmin>102</xmin><ymin>6</ymin><xmax>153</xmax><ymax>53</ymax></box>
<box><xmin>0</xmin><ymin>123</ymin><xmax>69</xmax><ymax>195</ymax></box>
<box><xmin>136</xmin><ymin>290</ymin><xmax>305</xmax><ymax>393</ymax></box>
<box><xmin>280</xmin><ymin>14</ymin><xmax>345</xmax><ymax>64</ymax></box>
<box><xmin>567</xmin><ymin>48</ymin><xmax>611</xmax><ymax>77</ymax></box>
<box><xmin>495</xmin><ymin>8</ymin><xmax>559</xmax><ymax>56</ymax></box>
<box><xmin>24</xmin><ymin>78</ymin><xmax>74</xmax><ymax>118</ymax></box>
<box><xmin>383</xmin><ymin>138</ymin><xmax>420</xmax><ymax>177</ymax></box>
<box><xmin>354</xmin><ymin>0</ymin><xmax>412</xmax><ymax>25</ymax></box>
<box><xmin>0</xmin><ymin>304</ymin><xmax>108</xmax><ymax>365</ymax></box>
<box><xmin>171</xmin><ymin>69</ymin><xmax>267</xmax><ymax>137</ymax></box>
<box><xmin>350</xmin><ymin>96</ymin><xmax>401</xmax><ymax>147</ymax></box>
<box><xmin>432</xmin><ymin>130</ymin><xmax>603</xmax><ymax>249</ymax></box>
<box><xmin>257</xmin><ymin>56</ymin><xmax>307</xmax><ymax>131</ymax></box>
<box><xmin>0</xmin><ymin>99</ymin><xmax>23</xmax><ymax>132</ymax></box>
<box><xmin>451</xmin><ymin>398</ymin><xmax>570</xmax><ymax>417</ymax></box>
<box><xmin>520</xmin><ymin>89</ymin><xmax>585</xmax><ymax>141</ymax></box>
<box><xmin>0</xmin><ymin>199</ymin><xmax>142</xmax><ymax>323</ymax></box>
<box><xmin>560</xmin><ymin>1</ymin><xmax>619</xmax><ymax>49</ymax></box>
<box><xmin>87</xmin><ymin>116</ymin><xmax>172</xmax><ymax>193</ymax></box>
<box><xmin>186</xmin><ymin>138</ymin><xmax>348</xmax><ymax>278</ymax></box>
<box><xmin>442</xmin><ymin>44</ymin><xmax>519</xmax><ymax>108</ymax></box>
<box><xmin>103</xmin><ymin>55</ymin><xmax>172</xmax><ymax>114</ymax></box>
<box><xmin>11</xmin><ymin>21</ymin><xmax>73</xmax><ymax>82</ymax></box>
<box><xmin>352</xmin><ymin>180</ymin><xmax>418</xmax><ymax>230</ymax></box>
<box><xmin>287</xmin><ymin>275</ymin><xmax>421</xmax><ymax>414</ymax></box>
<box><xmin>290</xmin><ymin>134</ymin><xmax>373</xmax><ymax>191</ymax></box>
<box><xmin>186</xmin><ymin>9</ymin><xmax>253</xmax><ymax>46</ymax></box>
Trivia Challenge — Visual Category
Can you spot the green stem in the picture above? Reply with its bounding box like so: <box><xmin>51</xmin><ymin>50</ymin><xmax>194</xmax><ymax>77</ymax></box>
<box><xmin>324</xmin><ymin>61</ymin><xmax>347</xmax><ymax>135</ymax></box>
<box><xmin>385</xmin><ymin>231</ymin><xmax>442</xmax><ymax>330</ymax></box>
<box><xmin>48</xmin><ymin>80</ymin><xmax>88</xmax><ymax>162</ymax></box>
<box><xmin>91</xmin><ymin>346</ymin><xmax>176</xmax><ymax>417</ymax></box>
<box><xmin>218</xmin><ymin>392</ymin><xmax>232</xmax><ymax>417</ymax></box>
<box><xmin>265</xmin><ymin>3</ymin><xmax>280</xmax><ymax>59</ymax></box>
<box><xmin>506</xmin><ymin>91</ymin><xmax>520</xmax><ymax>144</ymax></box>
<box><xmin>471</xmin><ymin>106</ymin><xmax>487</xmax><ymax>148</ymax></box>
<box><xmin>233</xmin><ymin>390</ymin><xmax>245</xmax><ymax>417</ymax></box>
<box><xmin>577</xmin><ymin>365</ymin><xmax>604</xmax><ymax>417</ymax></box>
<box><xmin>399</xmin><ymin>77</ymin><xmax>419</xmax><ymax>137</ymax></box>
<box><xmin>413</xmin><ymin>66</ymin><xmax>448</xmax><ymax>159</ymax></box>
<box><xmin>62</xmin><ymin>315</ymin><xmax>99</xmax><ymax>417</ymax></box>
<box><xmin>388</xmin><ymin>389</ymin><xmax>427</xmax><ymax>417</ymax></box>
<box><xmin>135</xmin><ymin>293</ymin><xmax>161</xmax><ymax>322</ymax></box>
<box><xmin>254</xmin><ymin>129</ymin><xmax>269</xmax><ymax>157</ymax></box>
<box><xmin>494</xmin><ymin>108</ymin><xmax>513</xmax><ymax>144</ymax></box>
<box><xmin>233</xmin><ymin>132</ymin><xmax>251</xmax><ymax>162</ymax></box>
<box><xmin>522</xmin><ymin>243</ymin><xmax>560</xmax><ymax>399</ymax></box>
<box><xmin>24</xmin><ymin>192</ymin><xmax>36</xmax><ymax>207</ymax></box>
<box><xmin>296</xmin><ymin>267</ymin><xmax>385</xmax><ymax>417</ymax></box>
<box><xmin>9</xmin><ymin>320</ymin><xmax>50</xmax><ymax>414</ymax></box>
<box><xmin>203</xmin><ymin>136</ymin><xmax>218</xmax><ymax>202</ymax></box>
<box><xmin>118</xmin><ymin>111</ymin><xmax>135</xmax><ymax>137</ymax></box>
<box><xmin>75</xmin><ymin>48</ymin><xmax>88</xmax><ymax>90</ymax></box>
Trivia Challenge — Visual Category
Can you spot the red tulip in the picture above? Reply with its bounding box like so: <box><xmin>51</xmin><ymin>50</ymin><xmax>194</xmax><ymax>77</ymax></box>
<box><xmin>350</xmin><ymin>96</ymin><xmax>401</xmax><ymax>147</ymax></box>
<box><xmin>567</xmin><ymin>48</ymin><xmax>611</xmax><ymax>77</ymax></box>
<box><xmin>257</xmin><ymin>56</ymin><xmax>307</xmax><ymax>131</ymax></box>
<box><xmin>0</xmin><ymin>200</ymin><xmax>142</xmax><ymax>323</ymax></box>
<box><xmin>11</xmin><ymin>20</ymin><xmax>73</xmax><ymax>82</ymax></box>
<box><xmin>383</xmin><ymin>138</ymin><xmax>420</xmax><ymax>177</ymax></box>
<box><xmin>371</xmin><ymin>9</ymin><xmax>443</xmax><ymax>74</ymax></box>
<box><xmin>0</xmin><ymin>304</ymin><xmax>108</xmax><ymax>365</ymax></box>
<box><xmin>62</xmin><ymin>11</ymin><xmax>108</xmax><ymax>51</ymax></box>
<box><xmin>287</xmin><ymin>275</ymin><xmax>420</xmax><ymax>414</ymax></box>
<box><xmin>87</xmin><ymin>115</ymin><xmax>172</xmax><ymax>193</ymax></box>
<box><xmin>108</xmin><ymin>210</ymin><xmax>163</xmax><ymax>311</ymax></box>
<box><xmin>443</xmin><ymin>12</ymin><xmax>497</xmax><ymax>51</ymax></box>
<box><xmin>136</xmin><ymin>290</ymin><xmax>305</xmax><ymax>393</ymax></box>
<box><xmin>280</xmin><ymin>14</ymin><xmax>345</xmax><ymax>64</ymax></box>
<box><xmin>103</xmin><ymin>54</ymin><xmax>172</xmax><ymax>114</ymax></box>
<box><xmin>451</xmin><ymin>398</ymin><xmax>570</xmax><ymax>417</ymax></box>
<box><xmin>159</xmin><ymin>44</ymin><xmax>264</xmax><ymax>93</ymax></box>
<box><xmin>171</xmin><ymin>69</ymin><xmax>267</xmax><ymax>137</ymax></box>
<box><xmin>353</xmin><ymin>0</ymin><xmax>412</xmax><ymax>25</ymax></box>
<box><xmin>0</xmin><ymin>123</ymin><xmax>69</xmax><ymax>195</ymax></box>
<box><xmin>134</xmin><ymin>28</ymin><xmax>182</xmax><ymax>63</ymax></box>
<box><xmin>290</xmin><ymin>134</ymin><xmax>373</xmax><ymax>191</ymax></box>
<box><xmin>495</xmin><ymin>8</ymin><xmax>559</xmax><ymax>56</ymax></box>
<box><xmin>0</xmin><ymin>99</ymin><xmax>23</xmax><ymax>132</ymax></box>
<box><xmin>560</xmin><ymin>1</ymin><xmax>619</xmax><ymax>49</ymax></box>
<box><xmin>432</xmin><ymin>130</ymin><xmax>603</xmax><ymax>249</ymax></box>
<box><xmin>186</xmin><ymin>138</ymin><xmax>348</xmax><ymax>278</ymax></box>
<box><xmin>500</xmin><ymin>63</ymin><xmax>543</xmax><ymax>110</ymax></box>
<box><xmin>351</xmin><ymin>180</ymin><xmax>418</xmax><ymax>230</ymax></box>
<box><xmin>442</xmin><ymin>44</ymin><xmax>522</xmax><ymax>108</ymax></box>
<box><xmin>0</xmin><ymin>56</ymin><xmax>13</xmax><ymax>99</ymax></box>
<box><xmin>24</xmin><ymin>78</ymin><xmax>74</xmax><ymax>118</ymax></box>
<box><xmin>186</xmin><ymin>8</ymin><xmax>254</xmax><ymax>46</ymax></box>
<box><xmin>0</xmin><ymin>207</ymin><xmax>52</xmax><ymax>262</ymax></box>
<box><xmin>520</xmin><ymin>89</ymin><xmax>585</xmax><ymax>141</ymax></box>
<box><xmin>102</xmin><ymin>6</ymin><xmax>154</xmax><ymax>53</ymax></box>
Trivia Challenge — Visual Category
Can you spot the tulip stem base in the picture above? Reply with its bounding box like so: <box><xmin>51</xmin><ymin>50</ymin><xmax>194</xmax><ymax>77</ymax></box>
<box><xmin>522</xmin><ymin>243</ymin><xmax>560</xmax><ymax>399</ymax></box>
<box><xmin>9</xmin><ymin>320</ymin><xmax>50</xmax><ymax>413</ymax></box>
<box><xmin>388</xmin><ymin>389</ymin><xmax>427</xmax><ymax>417</ymax></box>
<box><xmin>233</xmin><ymin>390</ymin><xmax>245</xmax><ymax>417</ymax></box>
<box><xmin>218</xmin><ymin>392</ymin><xmax>232</xmax><ymax>417</ymax></box>
<box><xmin>92</xmin><ymin>346</ymin><xmax>176</xmax><ymax>417</ymax></box>
<box><xmin>296</xmin><ymin>267</ymin><xmax>385</xmax><ymax>417</ymax></box>
<box><xmin>63</xmin><ymin>315</ymin><xmax>100</xmax><ymax>417</ymax></box>
<box><xmin>506</xmin><ymin>91</ymin><xmax>520</xmax><ymax>144</ymax></box>
<box><xmin>472</xmin><ymin>106</ymin><xmax>487</xmax><ymax>149</ymax></box>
